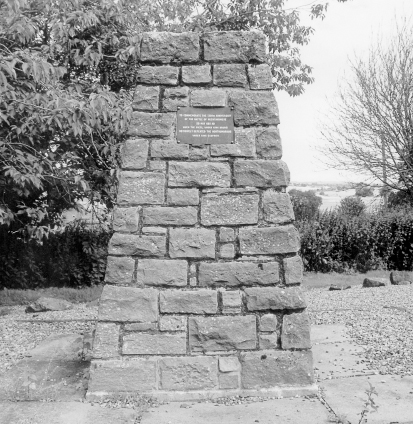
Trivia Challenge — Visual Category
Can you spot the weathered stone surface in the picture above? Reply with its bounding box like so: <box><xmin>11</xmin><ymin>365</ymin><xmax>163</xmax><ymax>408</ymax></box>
<box><xmin>239</xmin><ymin>225</ymin><xmax>300</xmax><ymax>255</ymax></box>
<box><xmin>162</xmin><ymin>87</ymin><xmax>189</xmax><ymax>112</ymax></box>
<box><xmin>169</xmin><ymin>228</ymin><xmax>216</xmax><ymax>259</ymax></box>
<box><xmin>140</xmin><ymin>32</ymin><xmax>199</xmax><ymax>63</ymax></box>
<box><xmin>244</xmin><ymin>287</ymin><xmax>307</xmax><ymax>311</ymax></box>
<box><xmin>105</xmin><ymin>256</ymin><xmax>135</xmax><ymax>286</ymax></box>
<box><xmin>189</xmin><ymin>315</ymin><xmax>256</xmax><ymax>352</ymax></box>
<box><xmin>210</xmin><ymin>127</ymin><xmax>255</xmax><ymax>158</ymax></box>
<box><xmin>99</xmin><ymin>286</ymin><xmax>158</xmax><ymax>322</ymax></box>
<box><xmin>228</xmin><ymin>91</ymin><xmax>279</xmax><ymax>126</ymax></box>
<box><xmin>248</xmin><ymin>64</ymin><xmax>273</xmax><ymax>90</ymax></box>
<box><xmin>159</xmin><ymin>357</ymin><xmax>218</xmax><ymax>390</ymax></box>
<box><xmin>143</xmin><ymin>206</ymin><xmax>197</xmax><ymax>226</ymax></box>
<box><xmin>220</xmin><ymin>290</ymin><xmax>242</xmax><ymax>314</ymax></box>
<box><xmin>201</xmin><ymin>188</ymin><xmax>259</xmax><ymax>226</ymax></box>
<box><xmin>220</xmin><ymin>227</ymin><xmax>235</xmax><ymax>242</ymax></box>
<box><xmin>167</xmin><ymin>188</ymin><xmax>199</xmax><ymax>206</ymax></box>
<box><xmin>390</xmin><ymin>271</ymin><xmax>413</xmax><ymax>284</ymax></box>
<box><xmin>182</xmin><ymin>65</ymin><xmax>212</xmax><ymax>84</ymax></box>
<box><xmin>283</xmin><ymin>256</ymin><xmax>304</xmax><ymax>285</ymax></box>
<box><xmin>88</xmin><ymin>359</ymin><xmax>157</xmax><ymax>393</ymax></box>
<box><xmin>190</xmin><ymin>89</ymin><xmax>227</xmax><ymax>107</ymax></box>
<box><xmin>234</xmin><ymin>160</ymin><xmax>290</xmax><ymax>187</ymax></box>
<box><xmin>108</xmin><ymin>233</ymin><xmax>166</xmax><ymax>257</ymax></box>
<box><xmin>219</xmin><ymin>357</ymin><xmax>240</xmax><ymax>372</ymax></box>
<box><xmin>121</xmin><ymin>139</ymin><xmax>149</xmax><ymax>170</ymax></box>
<box><xmin>26</xmin><ymin>297</ymin><xmax>72</xmax><ymax>313</ymax></box>
<box><xmin>203</xmin><ymin>31</ymin><xmax>267</xmax><ymax>63</ymax></box>
<box><xmin>117</xmin><ymin>171</ymin><xmax>165</xmax><ymax>206</ymax></box>
<box><xmin>199</xmin><ymin>262</ymin><xmax>279</xmax><ymax>287</ymax></box>
<box><xmin>362</xmin><ymin>277</ymin><xmax>387</xmax><ymax>288</ymax></box>
<box><xmin>219</xmin><ymin>373</ymin><xmax>239</xmax><ymax>389</ymax></box>
<box><xmin>132</xmin><ymin>86</ymin><xmax>160</xmax><ymax>111</ymax></box>
<box><xmin>259</xmin><ymin>333</ymin><xmax>278</xmax><ymax>349</ymax></box>
<box><xmin>128</xmin><ymin>112</ymin><xmax>175</xmax><ymax>138</ymax></box>
<box><xmin>147</xmin><ymin>160</ymin><xmax>167</xmax><ymax>172</ymax></box>
<box><xmin>92</xmin><ymin>323</ymin><xmax>119</xmax><ymax>359</ymax></box>
<box><xmin>213</xmin><ymin>64</ymin><xmax>248</xmax><ymax>87</ymax></box>
<box><xmin>159</xmin><ymin>316</ymin><xmax>187</xmax><ymax>332</ymax></box>
<box><xmin>189</xmin><ymin>145</ymin><xmax>210</xmax><ymax>160</ymax></box>
<box><xmin>136</xmin><ymin>259</ymin><xmax>187</xmax><ymax>287</ymax></box>
<box><xmin>124</xmin><ymin>322</ymin><xmax>157</xmax><ymax>331</ymax></box>
<box><xmin>160</xmin><ymin>289</ymin><xmax>218</xmax><ymax>314</ymax></box>
<box><xmin>169</xmin><ymin>162</ymin><xmax>231</xmax><ymax>187</ymax></box>
<box><xmin>255</xmin><ymin>126</ymin><xmax>283</xmax><ymax>159</ymax></box>
<box><xmin>281</xmin><ymin>312</ymin><xmax>311</xmax><ymax>350</ymax></box>
<box><xmin>141</xmin><ymin>227</ymin><xmax>167</xmax><ymax>235</ymax></box>
<box><xmin>151</xmin><ymin>140</ymin><xmax>189</xmax><ymax>159</ymax></box>
<box><xmin>241</xmin><ymin>350</ymin><xmax>314</xmax><ymax>388</ymax></box>
<box><xmin>262</xmin><ymin>191</ymin><xmax>295</xmax><ymax>224</ymax></box>
<box><xmin>219</xmin><ymin>244</ymin><xmax>235</xmax><ymax>259</ymax></box>
<box><xmin>123</xmin><ymin>332</ymin><xmax>186</xmax><ymax>355</ymax></box>
<box><xmin>260</xmin><ymin>314</ymin><xmax>278</xmax><ymax>332</ymax></box>
<box><xmin>112</xmin><ymin>207</ymin><xmax>140</xmax><ymax>233</ymax></box>
<box><xmin>136</xmin><ymin>65</ymin><xmax>179</xmax><ymax>85</ymax></box>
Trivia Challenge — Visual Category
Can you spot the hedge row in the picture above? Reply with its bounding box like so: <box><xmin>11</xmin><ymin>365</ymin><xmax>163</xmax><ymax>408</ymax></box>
<box><xmin>0</xmin><ymin>222</ymin><xmax>112</xmax><ymax>290</ymax></box>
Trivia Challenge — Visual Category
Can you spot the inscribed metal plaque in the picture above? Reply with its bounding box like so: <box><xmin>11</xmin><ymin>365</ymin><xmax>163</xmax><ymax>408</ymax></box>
<box><xmin>177</xmin><ymin>107</ymin><xmax>234</xmax><ymax>145</ymax></box>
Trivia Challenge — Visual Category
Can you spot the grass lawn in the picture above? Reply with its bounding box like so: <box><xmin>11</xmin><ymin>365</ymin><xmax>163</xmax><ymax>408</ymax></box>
<box><xmin>303</xmin><ymin>270</ymin><xmax>390</xmax><ymax>289</ymax></box>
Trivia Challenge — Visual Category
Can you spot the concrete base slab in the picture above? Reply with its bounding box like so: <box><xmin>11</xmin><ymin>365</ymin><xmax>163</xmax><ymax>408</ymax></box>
<box><xmin>140</xmin><ymin>397</ymin><xmax>330</xmax><ymax>424</ymax></box>
<box><xmin>0</xmin><ymin>401</ymin><xmax>136</xmax><ymax>424</ymax></box>
<box><xmin>321</xmin><ymin>375</ymin><xmax>413</xmax><ymax>424</ymax></box>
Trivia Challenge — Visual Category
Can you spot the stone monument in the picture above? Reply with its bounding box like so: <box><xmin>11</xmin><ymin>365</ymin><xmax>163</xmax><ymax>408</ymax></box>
<box><xmin>87</xmin><ymin>30</ymin><xmax>315</xmax><ymax>401</ymax></box>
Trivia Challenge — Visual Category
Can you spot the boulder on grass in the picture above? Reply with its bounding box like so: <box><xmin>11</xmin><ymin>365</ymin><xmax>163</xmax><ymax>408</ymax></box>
<box><xmin>362</xmin><ymin>278</ymin><xmax>387</xmax><ymax>288</ymax></box>
<box><xmin>329</xmin><ymin>284</ymin><xmax>342</xmax><ymax>291</ymax></box>
<box><xmin>26</xmin><ymin>297</ymin><xmax>73</xmax><ymax>313</ymax></box>
<box><xmin>390</xmin><ymin>271</ymin><xmax>413</xmax><ymax>285</ymax></box>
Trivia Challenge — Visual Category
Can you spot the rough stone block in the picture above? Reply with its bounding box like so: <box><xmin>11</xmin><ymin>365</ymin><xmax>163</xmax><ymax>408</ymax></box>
<box><xmin>128</xmin><ymin>112</ymin><xmax>175</xmax><ymax>138</ymax></box>
<box><xmin>244</xmin><ymin>287</ymin><xmax>307</xmax><ymax>311</ymax></box>
<box><xmin>167</xmin><ymin>188</ymin><xmax>199</xmax><ymax>206</ymax></box>
<box><xmin>169</xmin><ymin>162</ymin><xmax>231</xmax><ymax>188</ymax></box>
<box><xmin>201</xmin><ymin>188</ymin><xmax>259</xmax><ymax>226</ymax></box>
<box><xmin>112</xmin><ymin>207</ymin><xmax>140</xmax><ymax>233</ymax></box>
<box><xmin>92</xmin><ymin>323</ymin><xmax>119</xmax><ymax>359</ymax></box>
<box><xmin>219</xmin><ymin>373</ymin><xmax>239</xmax><ymax>389</ymax></box>
<box><xmin>281</xmin><ymin>312</ymin><xmax>311</xmax><ymax>350</ymax></box>
<box><xmin>213</xmin><ymin>64</ymin><xmax>247</xmax><ymax>87</ymax></box>
<box><xmin>121</xmin><ymin>139</ymin><xmax>149</xmax><ymax>170</ymax></box>
<box><xmin>136</xmin><ymin>66</ymin><xmax>179</xmax><ymax>85</ymax></box>
<box><xmin>210</xmin><ymin>127</ymin><xmax>256</xmax><ymax>158</ymax></box>
<box><xmin>151</xmin><ymin>140</ymin><xmax>189</xmax><ymax>159</ymax></box>
<box><xmin>189</xmin><ymin>315</ymin><xmax>256</xmax><ymax>352</ymax></box>
<box><xmin>219</xmin><ymin>244</ymin><xmax>235</xmax><ymax>259</ymax></box>
<box><xmin>199</xmin><ymin>261</ymin><xmax>279</xmax><ymax>287</ymax></box>
<box><xmin>108</xmin><ymin>233</ymin><xmax>166</xmax><ymax>257</ymax></box>
<box><xmin>239</xmin><ymin>225</ymin><xmax>300</xmax><ymax>255</ymax></box>
<box><xmin>160</xmin><ymin>289</ymin><xmax>218</xmax><ymax>314</ymax></box>
<box><xmin>159</xmin><ymin>316</ymin><xmax>187</xmax><ymax>332</ymax></box>
<box><xmin>117</xmin><ymin>171</ymin><xmax>165</xmax><ymax>206</ymax></box>
<box><xmin>123</xmin><ymin>332</ymin><xmax>186</xmax><ymax>355</ymax></box>
<box><xmin>89</xmin><ymin>359</ymin><xmax>157</xmax><ymax>393</ymax></box>
<box><xmin>140</xmin><ymin>32</ymin><xmax>199</xmax><ymax>63</ymax></box>
<box><xmin>147</xmin><ymin>161</ymin><xmax>167</xmax><ymax>172</ymax></box>
<box><xmin>220</xmin><ymin>227</ymin><xmax>236</xmax><ymax>242</ymax></box>
<box><xmin>241</xmin><ymin>350</ymin><xmax>314</xmax><ymax>388</ymax></box>
<box><xmin>189</xmin><ymin>145</ymin><xmax>210</xmax><ymax>160</ymax></box>
<box><xmin>159</xmin><ymin>357</ymin><xmax>218</xmax><ymax>390</ymax></box>
<box><xmin>190</xmin><ymin>89</ymin><xmax>227</xmax><ymax>107</ymax></box>
<box><xmin>219</xmin><ymin>357</ymin><xmax>240</xmax><ymax>372</ymax></box>
<box><xmin>260</xmin><ymin>314</ymin><xmax>278</xmax><ymax>332</ymax></box>
<box><xmin>182</xmin><ymin>65</ymin><xmax>212</xmax><ymax>84</ymax></box>
<box><xmin>203</xmin><ymin>31</ymin><xmax>267</xmax><ymax>63</ymax></box>
<box><xmin>162</xmin><ymin>87</ymin><xmax>189</xmax><ymax>112</ymax></box>
<box><xmin>234</xmin><ymin>160</ymin><xmax>290</xmax><ymax>187</ymax></box>
<box><xmin>283</xmin><ymin>256</ymin><xmax>304</xmax><ymax>285</ymax></box>
<box><xmin>262</xmin><ymin>191</ymin><xmax>295</xmax><ymax>224</ymax></box>
<box><xmin>99</xmin><ymin>286</ymin><xmax>158</xmax><ymax>322</ymax></box>
<box><xmin>105</xmin><ymin>256</ymin><xmax>135</xmax><ymax>286</ymax></box>
<box><xmin>228</xmin><ymin>91</ymin><xmax>279</xmax><ymax>126</ymax></box>
<box><xmin>124</xmin><ymin>322</ymin><xmax>157</xmax><ymax>331</ymax></box>
<box><xmin>248</xmin><ymin>64</ymin><xmax>273</xmax><ymax>90</ymax></box>
<box><xmin>169</xmin><ymin>228</ymin><xmax>216</xmax><ymax>259</ymax></box>
<box><xmin>220</xmin><ymin>290</ymin><xmax>242</xmax><ymax>314</ymax></box>
<box><xmin>132</xmin><ymin>86</ymin><xmax>160</xmax><ymax>111</ymax></box>
<box><xmin>136</xmin><ymin>259</ymin><xmax>187</xmax><ymax>287</ymax></box>
<box><xmin>143</xmin><ymin>206</ymin><xmax>198</xmax><ymax>226</ymax></box>
<box><xmin>255</xmin><ymin>126</ymin><xmax>282</xmax><ymax>159</ymax></box>
<box><xmin>259</xmin><ymin>333</ymin><xmax>278</xmax><ymax>349</ymax></box>
<box><xmin>390</xmin><ymin>271</ymin><xmax>413</xmax><ymax>284</ymax></box>
<box><xmin>141</xmin><ymin>227</ymin><xmax>167</xmax><ymax>235</ymax></box>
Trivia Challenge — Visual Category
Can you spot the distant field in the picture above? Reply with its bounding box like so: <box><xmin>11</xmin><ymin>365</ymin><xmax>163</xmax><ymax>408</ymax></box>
<box><xmin>303</xmin><ymin>270</ymin><xmax>390</xmax><ymax>289</ymax></box>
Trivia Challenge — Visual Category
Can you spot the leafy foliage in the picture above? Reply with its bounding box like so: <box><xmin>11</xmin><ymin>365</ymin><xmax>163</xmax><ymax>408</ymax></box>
<box><xmin>289</xmin><ymin>189</ymin><xmax>322</xmax><ymax>221</ymax></box>
<box><xmin>355</xmin><ymin>185</ymin><xmax>374</xmax><ymax>197</ymax></box>
<box><xmin>337</xmin><ymin>196</ymin><xmax>366</xmax><ymax>218</ymax></box>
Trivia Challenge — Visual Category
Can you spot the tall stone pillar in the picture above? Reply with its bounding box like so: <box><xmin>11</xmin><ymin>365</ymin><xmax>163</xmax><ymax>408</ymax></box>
<box><xmin>87</xmin><ymin>30</ymin><xmax>315</xmax><ymax>401</ymax></box>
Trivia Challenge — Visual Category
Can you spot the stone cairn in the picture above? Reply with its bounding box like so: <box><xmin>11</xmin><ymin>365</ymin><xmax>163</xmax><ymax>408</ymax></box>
<box><xmin>87</xmin><ymin>30</ymin><xmax>315</xmax><ymax>401</ymax></box>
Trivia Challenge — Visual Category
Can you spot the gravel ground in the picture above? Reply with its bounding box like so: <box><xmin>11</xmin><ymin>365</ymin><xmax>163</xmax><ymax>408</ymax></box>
<box><xmin>0</xmin><ymin>304</ymin><xmax>97</xmax><ymax>376</ymax></box>
<box><xmin>306</xmin><ymin>285</ymin><xmax>413</xmax><ymax>376</ymax></box>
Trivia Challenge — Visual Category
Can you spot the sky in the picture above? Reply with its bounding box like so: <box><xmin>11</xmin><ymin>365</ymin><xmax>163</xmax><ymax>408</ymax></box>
<box><xmin>278</xmin><ymin>0</ymin><xmax>413</xmax><ymax>183</ymax></box>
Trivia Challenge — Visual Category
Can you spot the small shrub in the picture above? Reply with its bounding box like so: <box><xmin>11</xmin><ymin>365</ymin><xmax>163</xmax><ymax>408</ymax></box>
<box><xmin>289</xmin><ymin>189</ymin><xmax>323</xmax><ymax>221</ymax></box>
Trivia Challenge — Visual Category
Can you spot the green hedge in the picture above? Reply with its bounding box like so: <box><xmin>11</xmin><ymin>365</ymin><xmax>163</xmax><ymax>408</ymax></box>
<box><xmin>0</xmin><ymin>222</ymin><xmax>112</xmax><ymax>289</ymax></box>
<box><xmin>297</xmin><ymin>209</ymin><xmax>413</xmax><ymax>273</ymax></box>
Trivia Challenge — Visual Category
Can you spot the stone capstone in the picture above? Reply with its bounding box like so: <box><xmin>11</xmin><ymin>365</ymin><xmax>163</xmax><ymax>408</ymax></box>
<box><xmin>169</xmin><ymin>161</ymin><xmax>231</xmax><ymax>187</ymax></box>
<box><xmin>136</xmin><ymin>66</ymin><xmax>179</xmax><ymax>85</ymax></box>
<box><xmin>105</xmin><ymin>256</ymin><xmax>135</xmax><ymax>286</ymax></box>
<box><xmin>262</xmin><ymin>191</ymin><xmax>295</xmax><ymax>224</ymax></box>
<box><xmin>234</xmin><ymin>160</ymin><xmax>290</xmax><ymax>188</ymax></box>
<box><xmin>121</xmin><ymin>139</ymin><xmax>149</xmax><ymax>170</ymax></box>
<box><xmin>128</xmin><ymin>112</ymin><xmax>175</xmax><ymax>138</ymax></box>
<box><xmin>244</xmin><ymin>287</ymin><xmax>307</xmax><ymax>311</ymax></box>
<box><xmin>132</xmin><ymin>86</ymin><xmax>160</xmax><ymax>111</ymax></box>
<box><xmin>281</xmin><ymin>312</ymin><xmax>311</xmax><ymax>350</ymax></box>
<box><xmin>247</xmin><ymin>64</ymin><xmax>273</xmax><ymax>90</ymax></box>
<box><xmin>160</xmin><ymin>289</ymin><xmax>218</xmax><ymax>314</ymax></box>
<box><xmin>169</xmin><ymin>228</ymin><xmax>216</xmax><ymax>259</ymax></box>
<box><xmin>108</xmin><ymin>233</ymin><xmax>166</xmax><ymax>257</ymax></box>
<box><xmin>143</xmin><ymin>206</ymin><xmax>198</xmax><ymax>226</ymax></box>
<box><xmin>182</xmin><ymin>65</ymin><xmax>212</xmax><ymax>84</ymax></box>
<box><xmin>255</xmin><ymin>126</ymin><xmax>283</xmax><ymax>159</ymax></box>
<box><xmin>136</xmin><ymin>259</ymin><xmax>187</xmax><ymax>287</ymax></box>
<box><xmin>213</xmin><ymin>64</ymin><xmax>248</xmax><ymax>87</ymax></box>
<box><xmin>123</xmin><ymin>332</ymin><xmax>186</xmax><ymax>355</ymax></box>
